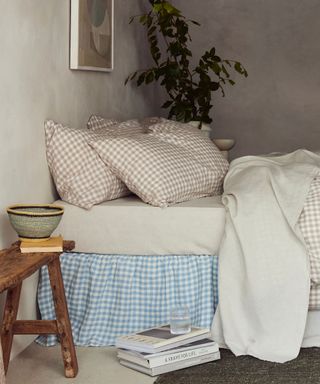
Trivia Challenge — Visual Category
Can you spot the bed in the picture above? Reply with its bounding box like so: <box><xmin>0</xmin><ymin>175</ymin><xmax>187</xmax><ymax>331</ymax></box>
<box><xmin>37</xmin><ymin>192</ymin><xmax>320</xmax><ymax>349</ymax></box>
<box><xmin>37</xmin><ymin>195</ymin><xmax>224</xmax><ymax>346</ymax></box>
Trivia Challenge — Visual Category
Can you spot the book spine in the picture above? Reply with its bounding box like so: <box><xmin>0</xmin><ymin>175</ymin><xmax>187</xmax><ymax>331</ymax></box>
<box><xmin>148</xmin><ymin>345</ymin><xmax>218</xmax><ymax>368</ymax></box>
<box><xmin>120</xmin><ymin>351</ymin><xmax>221</xmax><ymax>377</ymax></box>
<box><xmin>153</xmin><ymin>351</ymin><xmax>220</xmax><ymax>376</ymax></box>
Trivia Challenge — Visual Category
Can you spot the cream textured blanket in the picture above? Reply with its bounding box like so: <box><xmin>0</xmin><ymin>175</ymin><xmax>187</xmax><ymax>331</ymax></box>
<box><xmin>212</xmin><ymin>149</ymin><xmax>320</xmax><ymax>363</ymax></box>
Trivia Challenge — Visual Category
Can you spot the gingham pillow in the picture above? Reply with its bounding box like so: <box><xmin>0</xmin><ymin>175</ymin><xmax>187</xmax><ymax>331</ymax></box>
<box><xmin>148</xmin><ymin>119</ymin><xmax>229</xmax><ymax>178</ymax></box>
<box><xmin>45</xmin><ymin>120</ymin><xmax>129</xmax><ymax>209</ymax></box>
<box><xmin>87</xmin><ymin>115</ymin><xmax>119</xmax><ymax>131</ymax></box>
<box><xmin>299</xmin><ymin>176</ymin><xmax>320</xmax><ymax>288</ymax></box>
<box><xmin>87</xmin><ymin>115</ymin><xmax>148</xmax><ymax>134</ymax></box>
<box><xmin>89</xmin><ymin>133</ymin><xmax>224</xmax><ymax>207</ymax></box>
<box><xmin>139</xmin><ymin>116</ymin><xmax>166</xmax><ymax>129</ymax></box>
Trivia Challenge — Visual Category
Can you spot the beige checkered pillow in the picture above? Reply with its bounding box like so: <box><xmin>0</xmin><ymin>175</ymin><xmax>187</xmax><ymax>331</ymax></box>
<box><xmin>148</xmin><ymin>120</ymin><xmax>229</xmax><ymax>178</ymax></box>
<box><xmin>299</xmin><ymin>175</ymin><xmax>320</xmax><ymax>310</ymax></box>
<box><xmin>45</xmin><ymin>120</ymin><xmax>129</xmax><ymax>209</ymax></box>
<box><xmin>89</xmin><ymin>133</ymin><xmax>224</xmax><ymax>207</ymax></box>
<box><xmin>139</xmin><ymin>116</ymin><xmax>167</xmax><ymax>129</ymax></box>
<box><xmin>87</xmin><ymin>115</ymin><xmax>149</xmax><ymax>134</ymax></box>
<box><xmin>87</xmin><ymin>115</ymin><xmax>119</xmax><ymax>131</ymax></box>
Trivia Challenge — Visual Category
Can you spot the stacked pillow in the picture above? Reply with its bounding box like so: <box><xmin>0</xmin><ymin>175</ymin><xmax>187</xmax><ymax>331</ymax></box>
<box><xmin>148</xmin><ymin>119</ymin><xmax>228</xmax><ymax>177</ymax></box>
<box><xmin>87</xmin><ymin>115</ymin><xmax>119</xmax><ymax>131</ymax></box>
<box><xmin>45</xmin><ymin>115</ymin><xmax>229</xmax><ymax>209</ymax></box>
<box><xmin>87</xmin><ymin>115</ymin><xmax>146</xmax><ymax>134</ymax></box>
<box><xmin>45</xmin><ymin>119</ymin><xmax>131</xmax><ymax>209</ymax></box>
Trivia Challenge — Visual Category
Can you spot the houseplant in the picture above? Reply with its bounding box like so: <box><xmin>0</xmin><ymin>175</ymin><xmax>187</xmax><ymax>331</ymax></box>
<box><xmin>126</xmin><ymin>0</ymin><xmax>248</xmax><ymax>128</ymax></box>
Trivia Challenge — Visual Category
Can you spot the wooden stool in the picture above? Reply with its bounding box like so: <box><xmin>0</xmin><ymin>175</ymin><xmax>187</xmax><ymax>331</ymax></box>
<box><xmin>0</xmin><ymin>241</ymin><xmax>78</xmax><ymax>378</ymax></box>
<box><xmin>0</xmin><ymin>347</ymin><xmax>5</xmax><ymax>384</ymax></box>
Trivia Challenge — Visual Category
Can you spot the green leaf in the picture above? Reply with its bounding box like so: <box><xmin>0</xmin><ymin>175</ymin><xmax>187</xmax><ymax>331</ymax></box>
<box><xmin>234</xmin><ymin>61</ymin><xmax>248</xmax><ymax>77</ymax></box>
<box><xmin>228</xmin><ymin>79</ymin><xmax>235</xmax><ymax>85</ymax></box>
<box><xmin>221</xmin><ymin>65</ymin><xmax>230</xmax><ymax>78</ymax></box>
<box><xmin>234</xmin><ymin>62</ymin><xmax>242</xmax><ymax>73</ymax></box>
<box><xmin>210</xmin><ymin>81</ymin><xmax>220</xmax><ymax>91</ymax></box>
<box><xmin>137</xmin><ymin>73</ymin><xmax>146</xmax><ymax>86</ymax></box>
<box><xmin>163</xmin><ymin>2</ymin><xmax>180</xmax><ymax>15</ymax></box>
<box><xmin>146</xmin><ymin>71</ymin><xmax>155</xmax><ymax>84</ymax></box>
<box><xmin>161</xmin><ymin>100</ymin><xmax>173</xmax><ymax>109</ymax></box>
<box><xmin>124</xmin><ymin>71</ymin><xmax>137</xmax><ymax>85</ymax></box>
<box><xmin>139</xmin><ymin>15</ymin><xmax>148</xmax><ymax>24</ymax></box>
<box><xmin>210</xmin><ymin>62</ymin><xmax>221</xmax><ymax>75</ymax></box>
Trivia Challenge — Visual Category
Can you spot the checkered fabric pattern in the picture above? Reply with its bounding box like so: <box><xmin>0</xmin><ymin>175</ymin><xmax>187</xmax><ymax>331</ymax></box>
<box><xmin>37</xmin><ymin>253</ymin><xmax>218</xmax><ymax>347</ymax></box>
<box><xmin>148</xmin><ymin>120</ymin><xmax>229</xmax><ymax>182</ymax></box>
<box><xmin>89</xmin><ymin>133</ymin><xmax>225</xmax><ymax>207</ymax></box>
<box><xmin>87</xmin><ymin>115</ymin><xmax>119</xmax><ymax>130</ymax></box>
<box><xmin>310</xmin><ymin>285</ymin><xmax>320</xmax><ymax>310</ymax></box>
<box><xmin>45</xmin><ymin>120</ymin><xmax>129</xmax><ymax>209</ymax></box>
<box><xmin>87</xmin><ymin>115</ymin><xmax>165</xmax><ymax>132</ymax></box>
<box><xmin>299</xmin><ymin>175</ymin><xmax>320</xmax><ymax>310</ymax></box>
<box><xmin>139</xmin><ymin>116</ymin><xmax>166</xmax><ymax>129</ymax></box>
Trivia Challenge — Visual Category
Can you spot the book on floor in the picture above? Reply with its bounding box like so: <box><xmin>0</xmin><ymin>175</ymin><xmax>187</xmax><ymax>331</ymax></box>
<box><xmin>117</xmin><ymin>338</ymin><xmax>219</xmax><ymax>368</ymax></box>
<box><xmin>20</xmin><ymin>236</ymin><xmax>63</xmax><ymax>253</ymax></box>
<box><xmin>119</xmin><ymin>350</ymin><xmax>220</xmax><ymax>376</ymax></box>
<box><xmin>115</xmin><ymin>324</ymin><xmax>211</xmax><ymax>354</ymax></box>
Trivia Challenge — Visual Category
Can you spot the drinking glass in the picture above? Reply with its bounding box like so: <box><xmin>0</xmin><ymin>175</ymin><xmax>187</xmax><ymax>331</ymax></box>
<box><xmin>170</xmin><ymin>306</ymin><xmax>191</xmax><ymax>335</ymax></box>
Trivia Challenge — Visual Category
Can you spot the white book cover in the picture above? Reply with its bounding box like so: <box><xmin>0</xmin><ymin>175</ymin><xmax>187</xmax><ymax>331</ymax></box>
<box><xmin>117</xmin><ymin>338</ymin><xmax>219</xmax><ymax>368</ymax></box>
<box><xmin>116</xmin><ymin>324</ymin><xmax>210</xmax><ymax>354</ymax></box>
<box><xmin>120</xmin><ymin>351</ymin><xmax>221</xmax><ymax>376</ymax></box>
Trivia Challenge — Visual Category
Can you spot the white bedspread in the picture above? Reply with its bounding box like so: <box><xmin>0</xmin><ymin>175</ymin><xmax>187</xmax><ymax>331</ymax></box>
<box><xmin>212</xmin><ymin>149</ymin><xmax>320</xmax><ymax>363</ymax></box>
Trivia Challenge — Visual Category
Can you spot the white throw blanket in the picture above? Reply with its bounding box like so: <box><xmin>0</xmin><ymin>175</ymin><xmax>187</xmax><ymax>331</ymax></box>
<box><xmin>212</xmin><ymin>149</ymin><xmax>320</xmax><ymax>363</ymax></box>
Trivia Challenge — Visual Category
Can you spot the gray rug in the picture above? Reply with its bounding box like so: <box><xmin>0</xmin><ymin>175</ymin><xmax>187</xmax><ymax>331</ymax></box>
<box><xmin>155</xmin><ymin>348</ymin><xmax>320</xmax><ymax>384</ymax></box>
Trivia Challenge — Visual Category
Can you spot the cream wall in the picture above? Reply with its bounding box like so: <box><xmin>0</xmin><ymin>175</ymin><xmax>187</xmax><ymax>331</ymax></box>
<box><xmin>0</xmin><ymin>0</ymin><xmax>157</xmax><ymax>358</ymax></box>
<box><xmin>174</xmin><ymin>0</ymin><xmax>320</xmax><ymax>158</ymax></box>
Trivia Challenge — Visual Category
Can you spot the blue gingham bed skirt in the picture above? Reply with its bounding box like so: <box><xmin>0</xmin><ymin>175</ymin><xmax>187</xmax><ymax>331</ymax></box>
<box><xmin>37</xmin><ymin>253</ymin><xmax>218</xmax><ymax>346</ymax></box>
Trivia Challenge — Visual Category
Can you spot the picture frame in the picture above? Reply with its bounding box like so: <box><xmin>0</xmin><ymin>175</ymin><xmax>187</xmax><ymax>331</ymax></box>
<box><xmin>70</xmin><ymin>0</ymin><xmax>114</xmax><ymax>72</ymax></box>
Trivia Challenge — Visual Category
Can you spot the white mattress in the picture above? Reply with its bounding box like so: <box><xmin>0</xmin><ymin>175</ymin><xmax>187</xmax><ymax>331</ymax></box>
<box><xmin>53</xmin><ymin>195</ymin><xmax>225</xmax><ymax>255</ymax></box>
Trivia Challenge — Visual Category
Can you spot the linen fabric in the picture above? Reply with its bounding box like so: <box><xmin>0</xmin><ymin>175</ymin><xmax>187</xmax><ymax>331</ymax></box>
<box><xmin>37</xmin><ymin>253</ymin><xmax>218</xmax><ymax>346</ymax></box>
<box><xmin>89</xmin><ymin>133</ymin><xmax>225</xmax><ymax>207</ymax></box>
<box><xmin>52</xmin><ymin>195</ymin><xmax>225</xmax><ymax>255</ymax></box>
<box><xmin>44</xmin><ymin>120</ymin><xmax>129</xmax><ymax>209</ymax></box>
<box><xmin>87</xmin><ymin>115</ymin><xmax>147</xmax><ymax>134</ymax></box>
<box><xmin>299</xmin><ymin>176</ymin><xmax>320</xmax><ymax>310</ymax></box>
<box><xmin>148</xmin><ymin>119</ymin><xmax>229</xmax><ymax>177</ymax></box>
<box><xmin>139</xmin><ymin>116</ymin><xmax>166</xmax><ymax>129</ymax></box>
<box><xmin>87</xmin><ymin>114</ymin><xmax>165</xmax><ymax>132</ymax></box>
<box><xmin>212</xmin><ymin>149</ymin><xmax>320</xmax><ymax>363</ymax></box>
<box><xmin>87</xmin><ymin>114</ymin><xmax>119</xmax><ymax>131</ymax></box>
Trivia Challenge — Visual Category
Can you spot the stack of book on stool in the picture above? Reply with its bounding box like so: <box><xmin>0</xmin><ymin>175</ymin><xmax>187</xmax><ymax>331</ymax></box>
<box><xmin>115</xmin><ymin>324</ymin><xmax>220</xmax><ymax>376</ymax></box>
<box><xmin>20</xmin><ymin>235</ymin><xmax>63</xmax><ymax>253</ymax></box>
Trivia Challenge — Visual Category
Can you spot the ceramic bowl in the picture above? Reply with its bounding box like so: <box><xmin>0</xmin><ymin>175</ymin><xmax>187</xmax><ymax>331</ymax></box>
<box><xmin>212</xmin><ymin>139</ymin><xmax>235</xmax><ymax>151</ymax></box>
<box><xmin>7</xmin><ymin>204</ymin><xmax>64</xmax><ymax>242</ymax></box>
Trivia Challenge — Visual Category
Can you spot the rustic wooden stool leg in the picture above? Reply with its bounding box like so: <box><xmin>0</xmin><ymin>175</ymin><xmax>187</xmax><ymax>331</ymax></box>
<box><xmin>47</xmin><ymin>258</ymin><xmax>78</xmax><ymax>378</ymax></box>
<box><xmin>1</xmin><ymin>283</ymin><xmax>22</xmax><ymax>373</ymax></box>
<box><xmin>0</xmin><ymin>345</ymin><xmax>6</xmax><ymax>384</ymax></box>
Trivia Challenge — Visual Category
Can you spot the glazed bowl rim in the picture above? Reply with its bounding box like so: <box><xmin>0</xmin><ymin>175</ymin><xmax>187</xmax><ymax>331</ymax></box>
<box><xmin>7</xmin><ymin>204</ymin><xmax>64</xmax><ymax>217</ymax></box>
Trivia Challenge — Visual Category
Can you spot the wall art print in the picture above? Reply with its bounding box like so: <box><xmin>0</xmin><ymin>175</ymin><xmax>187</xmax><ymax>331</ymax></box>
<box><xmin>70</xmin><ymin>0</ymin><xmax>114</xmax><ymax>72</ymax></box>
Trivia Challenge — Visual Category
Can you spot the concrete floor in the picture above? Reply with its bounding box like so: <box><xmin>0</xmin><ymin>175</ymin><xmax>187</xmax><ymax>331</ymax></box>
<box><xmin>6</xmin><ymin>343</ymin><xmax>156</xmax><ymax>384</ymax></box>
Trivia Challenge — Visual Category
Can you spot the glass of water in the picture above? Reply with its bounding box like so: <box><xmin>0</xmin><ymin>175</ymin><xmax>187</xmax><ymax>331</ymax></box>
<box><xmin>170</xmin><ymin>306</ymin><xmax>191</xmax><ymax>335</ymax></box>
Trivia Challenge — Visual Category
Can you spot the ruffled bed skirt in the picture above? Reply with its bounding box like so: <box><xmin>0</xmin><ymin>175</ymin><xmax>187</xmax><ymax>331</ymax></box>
<box><xmin>37</xmin><ymin>253</ymin><xmax>218</xmax><ymax>346</ymax></box>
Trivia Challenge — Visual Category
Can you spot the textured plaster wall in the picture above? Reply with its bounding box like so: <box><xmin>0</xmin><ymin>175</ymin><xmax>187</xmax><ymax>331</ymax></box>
<box><xmin>0</xmin><ymin>0</ymin><xmax>157</xmax><ymax>357</ymax></box>
<box><xmin>175</xmin><ymin>0</ymin><xmax>320</xmax><ymax>158</ymax></box>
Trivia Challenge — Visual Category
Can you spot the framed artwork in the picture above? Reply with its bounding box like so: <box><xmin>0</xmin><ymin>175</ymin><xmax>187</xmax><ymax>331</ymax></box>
<box><xmin>70</xmin><ymin>0</ymin><xmax>114</xmax><ymax>72</ymax></box>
